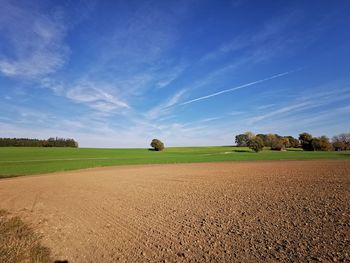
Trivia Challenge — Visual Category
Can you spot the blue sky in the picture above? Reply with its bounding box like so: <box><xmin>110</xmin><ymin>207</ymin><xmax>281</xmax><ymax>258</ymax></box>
<box><xmin>1</xmin><ymin>0</ymin><xmax>350</xmax><ymax>147</ymax></box>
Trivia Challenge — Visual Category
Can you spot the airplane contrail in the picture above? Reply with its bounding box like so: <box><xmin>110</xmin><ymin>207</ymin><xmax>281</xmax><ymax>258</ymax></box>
<box><xmin>180</xmin><ymin>70</ymin><xmax>295</xmax><ymax>105</ymax></box>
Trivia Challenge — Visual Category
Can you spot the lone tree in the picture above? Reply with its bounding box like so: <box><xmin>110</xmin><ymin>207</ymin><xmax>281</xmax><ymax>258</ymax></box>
<box><xmin>247</xmin><ymin>136</ymin><xmax>264</xmax><ymax>152</ymax></box>
<box><xmin>150</xmin><ymin>139</ymin><xmax>164</xmax><ymax>151</ymax></box>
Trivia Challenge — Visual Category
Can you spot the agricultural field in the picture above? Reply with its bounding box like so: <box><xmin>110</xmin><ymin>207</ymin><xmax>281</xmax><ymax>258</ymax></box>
<box><xmin>0</xmin><ymin>146</ymin><xmax>349</xmax><ymax>177</ymax></box>
<box><xmin>1</xmin><ymin>147</ymin><xmax>349</xmax><ymax>261</ymax></box>
<box><xmin>0</xmin><ymin>161</ymin><xmax>349</xmax><ymax>262</ymax></box>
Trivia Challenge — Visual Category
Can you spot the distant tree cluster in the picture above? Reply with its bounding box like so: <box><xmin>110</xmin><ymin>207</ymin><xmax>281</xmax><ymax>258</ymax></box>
<box><xmin>298</xmin><ymin>132</ymin><xmax>350</xmax><ymax>151</ymax></box>
<box><xmin>0</xmin><ymin>137</ymin><xmax>79</xmax><ymax>148</ymax></box>
<box><xmin>298</xmin><ymin>132</ymin><xmax>333</xmax><ymax>151</ymax></box>
<box><xmin>235</xmin><ymin>132</ymin><xmax>300</xmax><ymax>152</ymax></box>
<box><xmin>235</xmin><ymin>131</ymin><xmax>350</xmax><ymax>152</ymax></box>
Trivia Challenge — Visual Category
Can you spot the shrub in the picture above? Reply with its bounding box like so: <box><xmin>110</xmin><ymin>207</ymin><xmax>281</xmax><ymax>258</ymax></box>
<box><xmin>247</xmin><ymin>136</ymin><xmax>264</xmax><ymax>152</ymax></box>
<box><xmin>150</xmin><ymin>139</ymin><xmax>164</xmax><ymax>151</ymax></box>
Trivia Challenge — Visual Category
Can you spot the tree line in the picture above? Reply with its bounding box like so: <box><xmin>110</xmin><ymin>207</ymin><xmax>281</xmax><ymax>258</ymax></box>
<box><xmin>235</xmin><ymin>132</ymin><xmax>350</xmax><ymax>152</ymax></box>
<box><xmin>0</xmin><ymin>137</ymin><xmax>79</xmax><ymax>148</ymax></box>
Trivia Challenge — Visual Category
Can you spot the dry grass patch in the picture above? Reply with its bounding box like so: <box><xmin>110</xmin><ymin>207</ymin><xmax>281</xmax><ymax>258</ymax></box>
<box><xmin>0</xmin><ymin>209</ymin><xmax>52</xmax><ymax>263</ymax></box>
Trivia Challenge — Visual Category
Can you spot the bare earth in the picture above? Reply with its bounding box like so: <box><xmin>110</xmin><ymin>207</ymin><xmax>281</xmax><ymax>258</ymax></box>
<box><xmin>0</xmin><ymin>161</ymin><xmax>349</xmax><ymax>262</ymax></box>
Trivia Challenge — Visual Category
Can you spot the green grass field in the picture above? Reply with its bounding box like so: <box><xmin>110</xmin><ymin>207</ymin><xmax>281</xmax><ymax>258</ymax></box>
<box><xmin>0</xmin><ymin>146</ymin><xmax>349</xmax><ymax>178</ymax></box>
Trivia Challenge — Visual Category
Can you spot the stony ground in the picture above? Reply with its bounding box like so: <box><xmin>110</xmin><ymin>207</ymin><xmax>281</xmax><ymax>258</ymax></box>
<box><xmin>0</xmin><ymin>160</ymin><xmax>349</xmax><ymax>262</ymax></box>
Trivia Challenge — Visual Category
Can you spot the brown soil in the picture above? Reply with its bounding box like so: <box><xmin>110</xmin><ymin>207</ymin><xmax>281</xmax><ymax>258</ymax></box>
<box><xmin>0</xmin><ymin>161</ymin><xmax>349</xmax><ymax>262</ymax></box>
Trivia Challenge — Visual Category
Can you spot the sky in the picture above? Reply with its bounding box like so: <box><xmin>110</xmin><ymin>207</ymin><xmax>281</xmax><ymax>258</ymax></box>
<box><xmin>0</xmin><ymin>0</ymin><xmax>350</xmax><ymax>148</ymax></box>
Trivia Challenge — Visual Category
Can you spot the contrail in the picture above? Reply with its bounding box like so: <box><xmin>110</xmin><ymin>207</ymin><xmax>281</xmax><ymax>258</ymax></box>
<box><xmin>180</xmin><ymin>70</ymin><xmax>295</xmax><ymax>105</ymax></box>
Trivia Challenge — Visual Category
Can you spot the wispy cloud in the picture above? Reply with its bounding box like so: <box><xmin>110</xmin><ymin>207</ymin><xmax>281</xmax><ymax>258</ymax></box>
<box><xmin>183</xmin><ymin>12</ymin><xmax>306</xmax><ymax>98</ymax></box>
<box><xmin>248</xmin><ymin>86</ymin><xmax>350</xmax><ymax>124</ymax></box>
<box><xmin>179</xmin><ymin>117</ymin><xmax>223</xmax><ymax>129</ymax></box>
<box><xmin>145</xmin><ymin>89</ymin><xmax>187</xmax><ymax>119</ymax></box>
<box><xmin>187</xmin><ymin>10</ymin><xmax>312</xmax><ymax>96</ymax></box>
<box><xmin>156</xmin><ymin>64</ymin><xmax>187</xmax><ymax>89</ymax></box>
<box><xmin>40</xmin><ymin>78</ymin><xmax>65</xmax><ymax>95</ymax></box>
<box><xmin>249</xmin><ymin>101</ymin><xmax>312</xmax><ymax>123</ymax></box>
<box><xmin>256</xmin><ymin>104</ymin><xmax>276</xmax><ymax>110</ymax></box>
<box><xmin>59</xmin><ymin>1</ymin><xmax>191</xmax><ymax>106</ymax></box>
<box><xmin>66</xmin><ymin>82</ymin><xmax>129</xmax><ymax>113</ymax></box>
<box><xmin>180</xmin><ymin>71</ymin><xmax>294</xmax><ymax>105</ymax></box>
<box><xmin>200</xmin><ymin>11</ymin><xmax>301</xmax><ymax>62</ymax></box>
<box><xmin>0</xmin><ymin>1</ymin><xmax>69</xmax><ymax>78</ymax></box>
<box><xmin>228</xmin><ymin>111</ymin><xmax>244</xmax><ymax>116</ymax></box>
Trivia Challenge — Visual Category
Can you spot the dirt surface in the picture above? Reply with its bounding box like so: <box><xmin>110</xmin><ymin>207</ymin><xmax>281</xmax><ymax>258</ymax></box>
<box><xmin>0</xmin><ymin>161</ymin><xmax>349</xmax><ymax>262</ymax></box>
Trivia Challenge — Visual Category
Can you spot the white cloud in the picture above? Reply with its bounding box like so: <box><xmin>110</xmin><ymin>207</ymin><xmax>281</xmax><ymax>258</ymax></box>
<box><xmin>0</xmin><ymin>1</ymin><xmax>69</xmax><ymax>78</ymax></box>
<box><xmin>75</xmin><ymin>2</ymin><xmax>192</xmax><ymax>102</ymax></box>
<box><xmin>66</xmin><ymin>82</ymin><xmax>129</xmax><ymax>113</ymax></box>
<box><xmin>40</xmin><ymin>78</ymin><xmax>65</xmax><ymax>94</ymax></box>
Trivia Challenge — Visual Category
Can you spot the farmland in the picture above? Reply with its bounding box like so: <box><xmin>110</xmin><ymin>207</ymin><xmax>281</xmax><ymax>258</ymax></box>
<box><xmin>1</xmin><ymin>148</ymin><xmax>349</xmax><ymax>261</ymax></box>
<box><xmin>0</xmin><ymin>146</ymin><xmax>349</xmax><ymax>177</ymax></box>
<box><xmin>0</xmin><ymin>161</ymin><xmax>349</xmax><ymax>262</ymax></box>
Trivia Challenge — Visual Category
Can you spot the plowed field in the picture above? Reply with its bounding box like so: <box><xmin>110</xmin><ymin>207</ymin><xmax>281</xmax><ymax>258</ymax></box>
<box><xmin>0</xmin><ymin>161</ymin><xmax>349</xmax><ymax>262</ymax></box>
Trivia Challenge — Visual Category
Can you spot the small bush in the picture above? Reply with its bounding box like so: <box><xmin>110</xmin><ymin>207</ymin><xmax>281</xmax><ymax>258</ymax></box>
<box><xmin>247</xmin><ymin>136</ymin><xmax>264</xmax><ymax>152</ymax></box>
<box><xmin>150</xmin><ymin>139</ymin><xmax>164</xmax><ymax>151</ymax></box>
